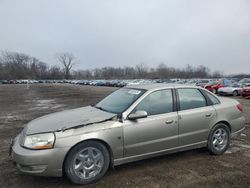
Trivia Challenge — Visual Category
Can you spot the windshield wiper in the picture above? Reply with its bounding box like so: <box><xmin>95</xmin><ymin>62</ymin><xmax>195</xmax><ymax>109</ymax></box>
<box><xmin>95</xmin><ymin>106</ymin><xmax>108</xmax><ymax>112</ymax></box>
<box><xmin>95</xmin><ymin>106</ymin><xmax>119</xmax><ymax>115</ymax></box>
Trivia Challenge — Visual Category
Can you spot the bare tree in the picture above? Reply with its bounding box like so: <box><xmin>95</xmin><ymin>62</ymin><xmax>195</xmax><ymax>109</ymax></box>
<box><xmin>211</xmin><ymin>70</ymin><xmax>224</xmax><ymax>78</ymax></box>
<box><xmin>1</xmin><ymin>51</ymin><xmax>31</xmax><ymax>79</ymax></box>
<box><xmin>135</xmin><ymin>63</ymin><xmax>148</xmax><ymax>78</ymax></box>
<box><xmin>56</xmin><ymin>52</ymin><xmax>77</xmax><ymax>79</ymax></box>
<box><xmin>157</xmin><ymin>63</ymin><xmax>170</xmax><ymax>79</ymax></box>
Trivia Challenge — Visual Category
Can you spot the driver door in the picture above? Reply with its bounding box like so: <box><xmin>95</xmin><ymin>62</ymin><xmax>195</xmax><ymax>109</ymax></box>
<box><xmin>123</xmin><ymin>89</ymin><xmax>179</xmax><ymax>157</ymax></box>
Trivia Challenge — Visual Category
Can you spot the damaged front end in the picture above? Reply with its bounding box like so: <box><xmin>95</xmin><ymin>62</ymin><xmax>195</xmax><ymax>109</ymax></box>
<box><xmin>24</xmin><ymin>105</ymin><xmax>117</xmax><ymax>135</ymax></box>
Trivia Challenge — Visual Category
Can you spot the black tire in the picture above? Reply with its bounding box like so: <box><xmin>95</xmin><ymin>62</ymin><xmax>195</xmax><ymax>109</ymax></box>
<box><xmin>64</xmin><ymin>141</ymin><xmax>110</xmax><ymax>185</ymax></box>
<box><xmin>232</xmin><ymin>91</ymin><xmax>238</xmax><ymax>96</ymax></box>
<box><xmin>212</xmin><ymin>89</ymin><xmax>217</xmax><ymax>94</ymax></box>
<box><xmin>207</xmin><ymin>123</ymin><xmax>230</xmax><ymax>155</ymax></box>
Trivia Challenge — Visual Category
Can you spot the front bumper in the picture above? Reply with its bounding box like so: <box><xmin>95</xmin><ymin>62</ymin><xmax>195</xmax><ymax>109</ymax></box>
<box><xmin>10</xmin><ymin>134</ymin><xmax>70</xmax><ymax>177</ymax></box>
<box><xmin>242</xmin><ymin>91</ymin><xmax>250</xmax><ymax>96</ymax></box>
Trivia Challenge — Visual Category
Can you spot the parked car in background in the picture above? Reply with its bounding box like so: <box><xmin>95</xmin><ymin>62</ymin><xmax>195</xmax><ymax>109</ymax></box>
<box><xmin>30</xmin><ymin>80</ymin><xmax>39</xmax><ymax>84</ymax></box>
<box><xmin>204</xmin><ymin>81</ymin><xmax>217</xmax><ymax>91</ymax></box>
<box><xmin>218</xmin><ymin>83</ymin><xmax>242</xmax><ymax>96</ymax></box>
<box><xmin>16</xmin><ymin>80</ymin><xmax>22</xmax><ymax>84</ymax></box>
<box><xmin>239</xmin><ymin>78</ymin><xmax>250</xmax><ymax>87</ymax></box>
<box><xmin>10</xmin><ymin>84</ymin><xmax>245</xmax><ymax>185</ymax></box>
<box><xmin>205</xmin><ymin>79</ymin><xmax>231</xmax><ymax>94</ymax></box>
<box><xmin>0</xmin><ymin>80</ymin><xmax>8</xmax><ymax>84</ymax></box>
<box><xmin>242</xmin><ymin>86</ymin><xmax>250</xmax><ymax>98</ymax></box>
<box><xmin>96</xmin><ymin>80</ymin><xmax>105</xmax><ymax>86</ymax></box>
<box><xmin>8</xmin><ymin>80</ymin><xmax>16</xmax><ymax>84</ymax></box>
<box><xmin>126</xmin><ymin>79</ymin><xmax>144</xmax><ymax>86</ymax></box>
<box><xmin>195</xmin><ymin>79</ymin><xmax>211</xmax><ymax>87</ymax></box>
<box><xmin>38</xmin><ymin>80</ymin><xmax>46</xmax><ymax>83</ymax></box>
<box><xmin>21</xmin><ymin>80</ymin><xmax>30</xmax><ymax>84</ymax></box>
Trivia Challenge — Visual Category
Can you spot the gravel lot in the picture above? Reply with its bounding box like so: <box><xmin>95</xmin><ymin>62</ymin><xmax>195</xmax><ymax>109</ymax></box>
<box><xmin>0</xmin><ymin>84</ymin><xmax>250</xmax><ymax>188</ymax></box>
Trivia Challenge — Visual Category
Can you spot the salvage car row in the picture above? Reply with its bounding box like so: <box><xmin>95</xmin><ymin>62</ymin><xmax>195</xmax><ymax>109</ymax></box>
<box><xmin>70</xmin><ymin>78</ymin><xmax>250</xmax><ymax>98</ymax></box>
<box><xmin>1</xmin><ymin>78</ymin><xmax>250</xmax><ymax>98</ymax></box>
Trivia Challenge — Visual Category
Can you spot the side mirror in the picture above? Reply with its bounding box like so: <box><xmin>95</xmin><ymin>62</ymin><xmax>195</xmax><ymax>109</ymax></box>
<box><xmin>128</xmin><ymin>110</ymin><xmax>148</xmax><ymax>120</ymax></box>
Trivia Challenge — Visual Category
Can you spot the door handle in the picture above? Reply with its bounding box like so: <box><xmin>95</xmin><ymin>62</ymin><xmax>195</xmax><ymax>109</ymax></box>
<box><xmin>165</xmin><ymin>120</ymin><xmax>174</xmax><ymax>124</ymax></box>
<box><xmin>205</xmin><ymin>113</ymin><xmax>212</xmax><ymax>117</ymax></box>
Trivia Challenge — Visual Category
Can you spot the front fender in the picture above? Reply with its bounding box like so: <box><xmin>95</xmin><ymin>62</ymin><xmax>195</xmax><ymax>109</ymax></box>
<box><xmin>54</xmin><ymin>121</ymin><xmax>124</xmax><ymax>161</ymax></box>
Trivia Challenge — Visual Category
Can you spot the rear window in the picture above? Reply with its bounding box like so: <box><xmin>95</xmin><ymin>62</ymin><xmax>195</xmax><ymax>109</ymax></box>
<box><xmin>205</xmin><ymin>91</ymin><xmax>220</xmax><ymax>105</ymax></box>
<box><xmin>177</xmin><ymin>88</ymin><xmax>207</xmax><ymax>111</ymax></box>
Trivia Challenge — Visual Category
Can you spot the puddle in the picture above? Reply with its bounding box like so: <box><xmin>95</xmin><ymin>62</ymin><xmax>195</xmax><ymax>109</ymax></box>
<box><xmin>0</xmin><ymin>115</ymin><xmax>14</xmax><ymax>119</ymax></box>
<box><xmin>240</xmin><ymin>133</ymin><xmax>247</xmax><ymax>137</ymax></box>
<box><xmin>238</xmin><ymin>144</ymin><xmax>250</xmax><ymax>149</ymax></box>
<box><xmin>28</xmin><ymin>99</ymin><xmax>65</xmax><ymax>111</ymax></box>
<box><xmin>226</xmin><ymin>139</ymin><xmax>250</xmax><ymax>154</ymax></box>
<box><xmin>0</xmin><ymin>114</ymin><xmax>24</xmax><ymax>124</ymax></box>
<box><xmin>226</xmin><ymin>146</ymin><xmax>242</xmax><ymax>154</ymax></box>
<box><xmin>218</xmin><ymin>160</ymin><xmax>235</xmax><ymax>168</ymax></box>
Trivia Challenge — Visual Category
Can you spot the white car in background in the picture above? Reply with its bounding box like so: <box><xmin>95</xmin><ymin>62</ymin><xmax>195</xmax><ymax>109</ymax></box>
<box><xmin>239</xmin><ymin>78</ymin><xmax>250</xmax><ymax>87</ymax></box>
<box><xmin>218</xmin><ymin>84</ymin><xmax>242</xmax><ymax>96</ymax></box>
<box><xmin>126</xmin><ymin>79</ymin><xmax>145</xmax><ymax>86</ymax></box>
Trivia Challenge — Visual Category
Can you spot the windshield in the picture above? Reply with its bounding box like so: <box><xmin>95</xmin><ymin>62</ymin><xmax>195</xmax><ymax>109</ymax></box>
<box><xmin>239</xmin><ymin>78</ymin><xmax>250</xmax><ymax>83</ymax></box>
<box><xmin>96</xmin><ymin>88</ymin><xmax>145</xmax><ymax>114</ymax></box>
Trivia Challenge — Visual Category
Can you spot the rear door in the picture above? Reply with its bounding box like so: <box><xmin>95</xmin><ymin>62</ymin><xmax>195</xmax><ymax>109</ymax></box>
<box><xmin>176</xmin><ymin>88</ymin><xmax>216</xmax><ymax>146</ymax></box>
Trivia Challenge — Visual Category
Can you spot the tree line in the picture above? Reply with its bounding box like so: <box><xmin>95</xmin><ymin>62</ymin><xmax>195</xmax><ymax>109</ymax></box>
<box><xmin>0</xmin><ymin>50</ymin><xmax>227</xmax><ymax>80</ymax></box>
<box><xmin>0</xmin><ymin>51</ymin><xmax>74</xmax><ymax>80</ymax></box>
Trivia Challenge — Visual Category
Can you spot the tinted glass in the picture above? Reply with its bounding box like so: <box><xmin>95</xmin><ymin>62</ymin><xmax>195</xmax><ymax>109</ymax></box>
<box><xmin>134</xmin><ymin>90</ymin><xmax>173</xmax><ymax>115</ymax></box>
<box><xmin>96</xmin><ymin>88</ymin><xmax>145</xmax><ymax>114</ymax></box>
<box><xmin>205</xmin><ymin>91</ymin><xmax>220</xmax><ymax>105</ymax></box>
<box><xmin>178</xmin><ymin>88</ymin><xmax>206</xmax><ymax>110</ymax></box>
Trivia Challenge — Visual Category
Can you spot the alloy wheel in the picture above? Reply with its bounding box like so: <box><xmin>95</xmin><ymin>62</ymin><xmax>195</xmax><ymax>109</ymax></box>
<box><xmin>212</xmin><ymin>128</ymin><xmax>228</xmax><ymax>151</ymax></box>
<box><xmin>73</xmin><ymin>147</ymin><xmax>104</xmax><ymax>180</ymax></box>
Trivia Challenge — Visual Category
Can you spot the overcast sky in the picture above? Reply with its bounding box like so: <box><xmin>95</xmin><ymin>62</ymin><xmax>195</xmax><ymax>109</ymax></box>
<box><xmin>0</xmin><ymin>0</ymin><xmax>249</xmax><ymax>74</ymax></box>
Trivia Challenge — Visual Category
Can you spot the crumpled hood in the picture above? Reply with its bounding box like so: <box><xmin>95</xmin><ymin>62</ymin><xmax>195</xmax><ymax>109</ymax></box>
<box><xmin>25</xmin><ymin>106</ymin><xmax>116</xmax><ymax>135</ymax></box>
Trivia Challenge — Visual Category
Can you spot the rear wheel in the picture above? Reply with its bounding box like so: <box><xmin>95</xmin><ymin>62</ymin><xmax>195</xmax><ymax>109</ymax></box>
<box><xmin>64</xmin><ymin>141</ymin><xmax>110</xmax><ymax>185</ymax></box>
<box><xmin>212</xmin><ymin>89</ymin><xmax>217</xmax><ymax>94</ymax></box>
<box><xmin>232</xmin><ymin>91</ymin><xmax>238</xmax><ymax>96</ymax></box>
<box><xmin>207</xmin><ymin>123</ymin><xmax>230</xmax><ymax>155</ymax></box>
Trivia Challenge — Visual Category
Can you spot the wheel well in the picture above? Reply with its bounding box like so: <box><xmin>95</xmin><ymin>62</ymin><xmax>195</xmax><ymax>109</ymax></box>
<box><xmin>215</xmin><ymin>121</ymin><xmax>232</xmax><ymax>132</ymax></box>
<box><xmin>62</xmin><ymin>139</ymin><xmax>114</xmax><ymax>176</ymax></box>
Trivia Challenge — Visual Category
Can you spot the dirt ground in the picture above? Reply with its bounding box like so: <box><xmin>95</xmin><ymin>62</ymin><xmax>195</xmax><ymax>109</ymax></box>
<box><xmin>0</xmin><ymin>84</ymin><xmax>250</xmax><ymax>188</ymax></box>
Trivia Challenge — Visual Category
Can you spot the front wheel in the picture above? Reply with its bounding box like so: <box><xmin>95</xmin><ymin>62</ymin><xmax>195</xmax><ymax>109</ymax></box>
<box><xmin>207</xmin><ymin>124</ymin><xmax>230</xmax><ymax>155</ymax></box>
<box><xmin>212</xmin><ymin>89</ymin><xmax>217</xmax><ymax>94</ymax></box>
<box><xmin>64</xmin><ymin>141</ymin><xmax>110</xmax><ymax>185</ymax></box>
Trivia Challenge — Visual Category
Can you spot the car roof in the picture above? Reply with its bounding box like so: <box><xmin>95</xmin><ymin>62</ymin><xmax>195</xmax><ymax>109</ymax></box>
<box><xmin>125</xmin><ymin>83</ymin><xmax>200</xmax><ymax>91</ymax></box>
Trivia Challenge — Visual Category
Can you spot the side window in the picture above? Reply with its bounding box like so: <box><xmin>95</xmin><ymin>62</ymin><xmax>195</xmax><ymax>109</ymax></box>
<box><xmin>178</xmin><ymin>88</ymin><xmax>207</xmax><ymax>111</ymax></box>
<box><xmin>205</xmin><ymin>91</ymin><xmax>220</xmax><ymax>105</ymax></box>
<box><xmin>134</xmin><ymin>89</ymin><xmax>173</xmax><ymax>116</ymax></box>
